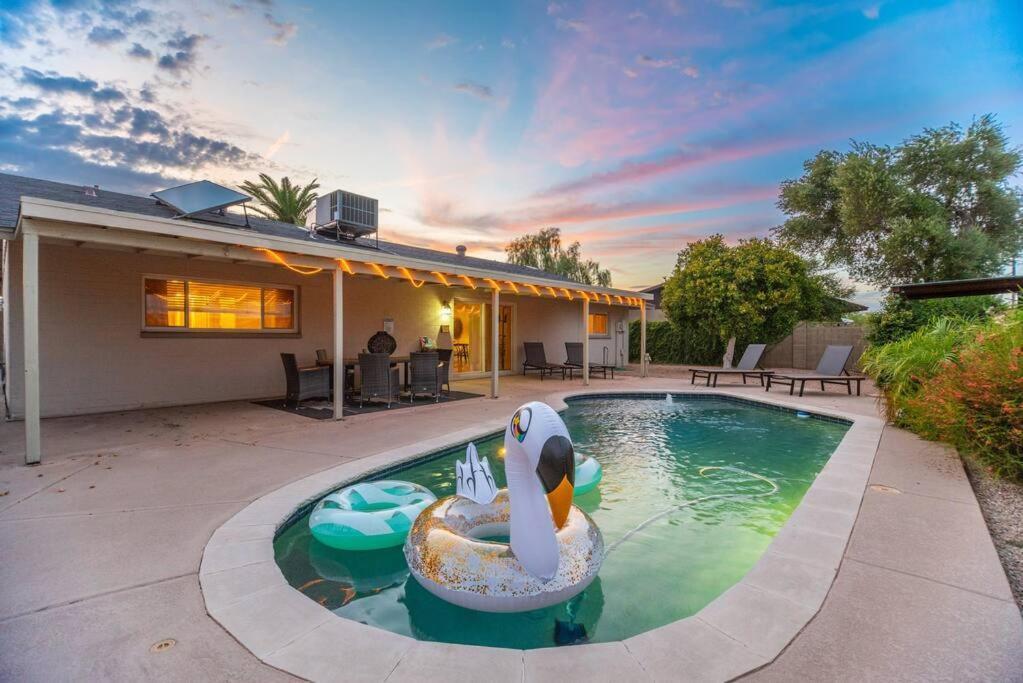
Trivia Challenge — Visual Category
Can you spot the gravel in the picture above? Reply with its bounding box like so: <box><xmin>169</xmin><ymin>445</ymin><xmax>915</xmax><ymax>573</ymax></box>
<box><xmin>963</xmin><ymin>457</ymin><xmax>1023</xmax><ymax>613</ymax></box>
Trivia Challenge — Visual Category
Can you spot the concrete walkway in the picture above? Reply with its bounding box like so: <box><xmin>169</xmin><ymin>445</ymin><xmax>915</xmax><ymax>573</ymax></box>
<box><xmin>0</xmin><ymin>374</ymin><xmax>1020</xmax><ymax>681</ymax></box>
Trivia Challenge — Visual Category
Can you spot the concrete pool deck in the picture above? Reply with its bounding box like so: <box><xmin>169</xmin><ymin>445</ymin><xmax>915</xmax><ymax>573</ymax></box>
<box><xmin>1</xmin><ymin>373</ymin><xmax>1021</xmax><ymax>681</ymax></box>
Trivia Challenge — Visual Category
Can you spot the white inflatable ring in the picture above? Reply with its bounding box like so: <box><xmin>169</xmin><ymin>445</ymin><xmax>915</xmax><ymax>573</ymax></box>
<box><xmin>403</xmin><ymin>489</ymin><xmax>603</xmax><ymax>612</ymax></box>
<box><xmin>309</xmin><ymin>480</ymin><xmax>436</xmax><ymax>551</ymax></box>
<box><xmin>574</xmin><ymin>454</ymin><xmax>602</xmax><ymax>496</ymax></box>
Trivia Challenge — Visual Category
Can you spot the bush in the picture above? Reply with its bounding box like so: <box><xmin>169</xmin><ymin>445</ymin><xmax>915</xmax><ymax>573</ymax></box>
<box><xmin>867</xmin><ymin>294</ymin><xmax>1003</xmax><ymax>345</ymax></box>
<box><xmin>629</xmin><ymin>320</ymin><xmax>724</xmax><ymax>365</ymax></box>
<box><xmin>861</xmin><ymin>308</ymin><xmax>1023</xmax><ymax>479</ymax></box>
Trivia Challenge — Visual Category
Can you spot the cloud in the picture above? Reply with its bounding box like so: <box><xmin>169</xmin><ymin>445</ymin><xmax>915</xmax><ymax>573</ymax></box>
<box><xmin>637</xmin><ymin>54</ymin><xmax>678</xmax><ymax>69</ymax></box>
<box><xmin>127</xmin><ymin>42</ymin><xmax>152</xmax><ymax>59</ymax></box>
<box><xmin>623</xmin><ymin>67</ymin><xmax>638</xmax><ymax>78</ymax></box>
<box><xmin>92</xmin><ymin>87</ymin><xmax>125</xmax><ymax>103</ymax></box>
<box><xmin>547</xmin><ymin>3</ymin><xmax>563</xmax><ymax>15</ymax></box>
<box><xmin>264</xmin><ymin>130</ymin><xmax>290</xmax><ymax>159</ymax></box>
<box><xmin>555</xmin><ymin>18</ymin><xmax>589</xmax><ymax>33</ymax></box>
<box><xmin>501</xmin><ymin>38</ymin><xmax>516</xmax><ymax>49</ymax></box>
<box><xmin>157</xmin><ymin>32</ymin><xmax>203</xmax><ymax>73</ymax></box>
<box><xmin>682</xmin><ymin>65</ymin><xmax>699</xmax><ymax>78</ymax></box>
<box><xmin>20</xmin><ymin>68</ymin><xmax>98</xmax><ymax>96</ymax></box>
<box><xmin>862</xmin><ymin>4</ymin><xmax>881</xmax><ymax>20</ymax></box>
<box><xmin>87</xmin><ymin>25</ymin><xmax>126</xmax><ymax>45</ymax></box>
<box><xmin>264</xmin><ymin>13</ymin><xmax>297</xmax><ymax>45</ymax></box>
<box><xmin>426</xmin><ymin>33</ymin><xmax>457</xmax><ymax>50</ymax></box>
<box><xmin>453</xmin><ymin>81</ymin><xmax>493</xmax><ymax>100</ymax></box>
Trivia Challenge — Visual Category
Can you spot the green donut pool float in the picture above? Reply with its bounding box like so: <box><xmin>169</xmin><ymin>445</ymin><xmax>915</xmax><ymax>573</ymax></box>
<box><xmin>309</xmin><ymin>480</ymin><xmax>437</xmax><ymax>551</ymax></box>
<box><xmin>574</xmin><ymin>453</ymin><xmax>602</xmax><ymax>496</ymax></box>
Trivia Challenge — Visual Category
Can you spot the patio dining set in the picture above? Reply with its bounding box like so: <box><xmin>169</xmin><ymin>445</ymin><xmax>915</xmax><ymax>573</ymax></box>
<box><xmin>280</xmin><ymin>331</ymin><xmax>453</xmax><ymax>409</ymax></box>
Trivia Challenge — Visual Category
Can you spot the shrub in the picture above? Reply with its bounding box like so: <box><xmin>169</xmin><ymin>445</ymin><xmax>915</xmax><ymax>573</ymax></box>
<box><xmin>861</xmin><ymin>308</ymin><xmax>1023</xmax><ymax>479</ymax></box>
<box><xmin>866</xmin><ymin>294</ymin><xmax>1003</xmax><ymax>345</ymax></box>
<box><xmin>629</xmin><ymin>320</ymin><xmax>723</xmax><ymax>365</ymax></box>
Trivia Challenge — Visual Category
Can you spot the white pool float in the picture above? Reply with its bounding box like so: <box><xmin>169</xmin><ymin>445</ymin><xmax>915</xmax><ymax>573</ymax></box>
<box><xmin>309</xmin><ymin>481</ymin><xmax>436</xmax><ymax>551</ymax></box>
<box><xmin>404</xmin><ymin>401</ymin><xmax>604</xmax><ymax>612</ymax></box>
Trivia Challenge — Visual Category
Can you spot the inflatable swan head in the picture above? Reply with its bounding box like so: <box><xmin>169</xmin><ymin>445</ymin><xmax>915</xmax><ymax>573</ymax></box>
<box><xmin>503</xmin><ymin>401</ymin><xmax>575</xmax><ymax>580</ymax></box>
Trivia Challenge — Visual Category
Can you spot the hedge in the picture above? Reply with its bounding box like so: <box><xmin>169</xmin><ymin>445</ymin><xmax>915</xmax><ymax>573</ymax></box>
<box><xmin>629</xmin><ymin>320</ymin><xmax>725</xmax><ymax>365</ymax></box>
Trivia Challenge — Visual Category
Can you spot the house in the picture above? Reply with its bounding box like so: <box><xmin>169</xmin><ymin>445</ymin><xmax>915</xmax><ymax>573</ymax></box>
<box><xmin>0</xmin><ymin>173</ymin><xmax>651</xmax><ymax>464</ymax></box>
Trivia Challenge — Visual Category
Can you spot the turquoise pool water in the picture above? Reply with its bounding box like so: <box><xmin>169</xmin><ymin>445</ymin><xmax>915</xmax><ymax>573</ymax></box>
<box><xmin>274</xmin><ymin>395</ymin><xmax>848</xmax><ymax>648</ymax></box>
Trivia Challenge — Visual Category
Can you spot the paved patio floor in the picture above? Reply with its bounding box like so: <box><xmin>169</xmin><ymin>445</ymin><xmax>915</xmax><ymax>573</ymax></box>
<box><xmin>1</xmin><ymin>373</ymin><xmax>1020</xmax><ymax>681</ymax></box>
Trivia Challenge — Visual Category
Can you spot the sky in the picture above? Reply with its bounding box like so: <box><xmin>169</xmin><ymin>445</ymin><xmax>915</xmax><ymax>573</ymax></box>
<box><xmin>0</xmin><ymin>0</ymin><xmax>1021</xmax><ymax>296</ymax></box>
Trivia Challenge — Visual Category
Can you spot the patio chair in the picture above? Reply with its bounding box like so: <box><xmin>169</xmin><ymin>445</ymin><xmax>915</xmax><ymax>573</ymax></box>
<box><xmin>436</xmin><ymin>348</ymin><xmax>452</xmax><ymax>394</ymax></box>
<box><xmin>766</xmin><ymin>345</ymin><xmax>865</xmax><ymax>397</ymax></box>
<box><xmin>564</xmin><ymin>342</ymin><xmax>615</xmax><ymax>379</ymax></box>
<box><xmin>408</xmin><ymin>351</ymin><xmax>442</xmax><ymax>403</ymax></box>
<box><xmin>280</xmin><ymin>353</ymin><xmax>330</xmax><ymax>408</ymax></box>
<box><xmin>522</xmin><ymin>342</ymin><xmax>565</xmax><ymax>380</ymax></box>
<box><xmin>357</xmin><ymin>353</ymin><xmax>401</xmax><ymax>408</ymax></box>
<box><xmin>689</xmin><ymin>343</ymin><xmax>772</xmax><ymax>387</ymax></box>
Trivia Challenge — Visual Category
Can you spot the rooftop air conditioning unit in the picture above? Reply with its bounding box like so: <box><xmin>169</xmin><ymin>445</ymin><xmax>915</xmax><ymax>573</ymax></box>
<box><xmin>314</xmin><ymin>190</ymin><xmax>379</xmax><ymax>241</ymax></box>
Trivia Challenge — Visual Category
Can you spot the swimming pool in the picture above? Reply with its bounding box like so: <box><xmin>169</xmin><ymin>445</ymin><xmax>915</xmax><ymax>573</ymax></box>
<box><xmin>273</xmin><ymin>394</ymin><xmax>849</xmax><ymax>649</ymax></box>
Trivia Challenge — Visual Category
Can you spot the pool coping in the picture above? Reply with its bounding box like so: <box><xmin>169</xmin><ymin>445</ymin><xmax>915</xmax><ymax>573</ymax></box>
<box><xmin>199</xmin><ymin>387</ymin><xmax>883</xmax><ymax>682</ymax></box>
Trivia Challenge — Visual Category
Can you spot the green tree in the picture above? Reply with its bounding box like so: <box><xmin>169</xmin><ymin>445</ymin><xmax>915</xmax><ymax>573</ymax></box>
<box><xmin>660</xmin><ymin>236</ymin><xmax>847</xmax><ymax>360</ymax></box>
<box><xmin>505</xmin><ymin>227</ymin><xmax>612</xmax><ymax>286</ymax></box>
<box><xmin>774</xmin><ymin>115</ymin><xmax>1023</xmax><ymax>287</ymax></box>
<box><xmin>239</xmin><ymin>174</ymin><xmax>320</xmax><ymax>226</ymax></box>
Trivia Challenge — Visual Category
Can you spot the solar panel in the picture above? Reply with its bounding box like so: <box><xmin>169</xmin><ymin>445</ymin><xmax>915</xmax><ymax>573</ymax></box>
<box><xmin>151</xmin><ymin>180</ymin><xmax>250</xmax><ymax>217</ymax></box>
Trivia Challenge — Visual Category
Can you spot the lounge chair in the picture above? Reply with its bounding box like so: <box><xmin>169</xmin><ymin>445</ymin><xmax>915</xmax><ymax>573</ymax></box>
<box><xmin>522</xmin><ymin>342</ymin><xmax>565</xmax><ymax>380</ymax></box>
<box><xmin>280</xmin><ymin>353</ymin><xmax>330</xmax><ymax>408</ymax></box>
<box><xmin>408</xmin><ymin>351</ymin><xmax>442</xmax><ymax>403</ymax></box>
<box><xmin>766</xmin><ymin>345</ymin><xmax>865</xmax><ymax>396</ymax></box>
<box><xmin>357</xmin><ymin>353</ymin><xmax>401</xmax><ymax>407</ymax></box>
<box><xmin>690</xmin><ymin>344</ymin><xmax>772</xmax><ymax>387</ymax></box>
<box><xmin>564</xmin><ymin>342</ymin><xmax>615</xmax><ymax>379</ymax></box>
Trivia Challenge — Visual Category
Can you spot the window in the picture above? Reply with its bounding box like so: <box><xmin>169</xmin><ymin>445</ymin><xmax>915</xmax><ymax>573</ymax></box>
<box><xmin>143</xmin><ymin>277</ymin><xmax>297</xmax><ymax>333</ymax></box>
<box><xmin>588</xmin><ymin>312</ymin><xmax>609</xmax><ymax>337</ymax></box>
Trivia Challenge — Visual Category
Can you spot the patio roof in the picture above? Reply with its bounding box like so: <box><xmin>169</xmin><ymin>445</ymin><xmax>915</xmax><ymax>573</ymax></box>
<box><xmin>891</xmin><ymin>275</ymin><xmax>1023</xmax><ymax>300</ymax></box>
<box><xmin>0</xmin><ymin>172</ymin><xmax>649</xmax><ymax>303</ymax></box>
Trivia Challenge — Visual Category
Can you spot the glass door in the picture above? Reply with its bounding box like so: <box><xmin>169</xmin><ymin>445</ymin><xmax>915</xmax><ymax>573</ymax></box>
<box><xmin>484</xmin><ymin>303</ymin><xmax>513</xmax><ymax>372</ymax></box>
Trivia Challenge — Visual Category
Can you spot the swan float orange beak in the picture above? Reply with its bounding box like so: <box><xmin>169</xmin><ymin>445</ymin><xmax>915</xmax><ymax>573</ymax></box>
<box><xmin>537</xmin><ymin>435</ymin><xmax>575</xmax><ymax>529</ymax></box>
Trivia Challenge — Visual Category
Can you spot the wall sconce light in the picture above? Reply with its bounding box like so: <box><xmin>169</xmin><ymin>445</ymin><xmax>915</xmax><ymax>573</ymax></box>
<box><xmin>440</xmin><ymin>301</ymin><xmax>453</xmax><ymax>322</ymax></box>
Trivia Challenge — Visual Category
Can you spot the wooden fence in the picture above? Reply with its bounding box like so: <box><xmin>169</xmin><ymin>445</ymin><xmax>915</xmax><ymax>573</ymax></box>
<box><xmin>762</xmin><ymin>322</ymin><xmax>866</xmax><ymax>370</ymax></box>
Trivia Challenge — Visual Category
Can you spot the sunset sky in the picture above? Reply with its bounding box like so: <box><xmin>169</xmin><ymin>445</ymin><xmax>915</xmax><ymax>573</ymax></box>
<box><xmin>1</xmin><ymin>0</ymin><xmax>1020</xmax><ymax>292</ymax></box>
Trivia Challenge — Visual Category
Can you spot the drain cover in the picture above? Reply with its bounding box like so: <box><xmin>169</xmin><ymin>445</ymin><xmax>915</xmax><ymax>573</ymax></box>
<box><xmin>150</xmin><ymin>638</ymin><xmax>176</xmax><ymax>653</ymax></box>
<box><xmin>869</xmin><ymin>484</ymin><xmax>901</xmax><ymax>494</ymax></box>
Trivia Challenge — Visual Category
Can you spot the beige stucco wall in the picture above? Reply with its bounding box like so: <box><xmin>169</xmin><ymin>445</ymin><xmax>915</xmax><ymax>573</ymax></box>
<box><xmin>4</xmin><ymin>238</ymin><xmax>632</xmax><ymax>418</ymax></box>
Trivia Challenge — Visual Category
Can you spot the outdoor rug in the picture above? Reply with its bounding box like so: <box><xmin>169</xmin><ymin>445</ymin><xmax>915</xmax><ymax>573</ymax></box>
<box><xmin>254</xmin><ymin>390</ymin><xmax>485</xmax><ymax>420</ymax></box>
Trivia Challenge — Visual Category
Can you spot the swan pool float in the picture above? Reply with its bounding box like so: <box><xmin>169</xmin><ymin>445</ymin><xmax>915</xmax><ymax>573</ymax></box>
<box><xmin>309</xmin><ymin>481</ymin><xmax>437</xmax><ymax>551</ymax></box>
<box><xmin>404</xmin><ymin>401</ymin><xmax>604</xmax><ymax>612</ymax></box>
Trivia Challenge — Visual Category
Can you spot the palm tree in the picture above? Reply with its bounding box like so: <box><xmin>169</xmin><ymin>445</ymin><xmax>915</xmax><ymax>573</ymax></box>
<box><xmin>239</xmin><ymin>174</ymin><xmax>320</xmax><ymax>226</ymax></box>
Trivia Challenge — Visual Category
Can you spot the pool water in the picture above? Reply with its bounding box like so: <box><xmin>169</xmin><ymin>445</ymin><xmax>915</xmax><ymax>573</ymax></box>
<box><xmin>274</xmin><ymin>396</ymin><xmax>848</xmax><ymax>649</ymax></box>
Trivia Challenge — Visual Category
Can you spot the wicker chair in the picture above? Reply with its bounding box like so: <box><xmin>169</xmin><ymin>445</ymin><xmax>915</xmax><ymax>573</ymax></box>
<box><xmin>280</xmin><ymin>353</ymin><xmax>330</xmax><ymax>408</ymax></box>
<box><xmin>436</xmin><ymin>348</ymin><xmax>452</xmax><ymax>394</ymax></box>
<box><xmin>357</xmin><ymin>353</ymin><xmax>401</xmax><ymax>407</ymax></box>
<box><xmin>408</xmin><ymin>351</ymin><xmax>441</xmax><ymax>403</ymax></box>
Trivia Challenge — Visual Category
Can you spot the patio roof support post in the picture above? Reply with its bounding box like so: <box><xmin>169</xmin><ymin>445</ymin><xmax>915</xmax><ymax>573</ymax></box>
<box><xmin>22</xmin><ymin>229</ymin><xmax>41</xmax><ymax>464</ymax></box>
<box><xmin>332</xmin><ymin>266</ymin><xmax>344</xmax><ymax>420</ymax></box>
<box><xmin>490</xmin><ymin>288</ymin><xmax>499</xmax><ymax>398</ymax></box>
<box><xmin>640</xmin><ymin>299</ymin><xmax>648</xmax><ymax>378</ymax></box>
<box><xmin>582</xmin><ymin>297</ymin><xmax>590</xmax><ymax>385</ymax></box>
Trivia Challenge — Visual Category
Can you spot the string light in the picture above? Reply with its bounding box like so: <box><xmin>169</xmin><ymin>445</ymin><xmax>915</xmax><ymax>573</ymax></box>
<box><xmin>256</xmin><ymin>248</ymin><xmax>323</xmax><ymax>275</ymax></box>
<box><xmin>504</xmin><ymin>281</ymin><xmax>520</xmax><ymax>293</ymax></box>
<box><xmin>526</xmin><ymin>284</ymin><xmax>542</xmax><ymax>296</ymax></box>
<box><xmin>368</xmin><ymin>263</ymin><xmax>390</xmax><ymax>279</ymax></box>
<box><xmin>484</xmin><ymin>278</ymin><xmax>502</xmax><ymax>291</ymax></box>
<box><xmin>337</xmin><ymin>258</ymin><xmax>354</xmax><ymax>275</ymax></box>
<box><xmin>431</xmin><ymin>271</ymin><xmax>452</xmax><ymax>286</ymax></box>
<box><xmin>459</xmin><ymin>274</ymin><xmax>477</xmax><ymax>289</ymax></box>
<box><xmin>398</xmin><ymin>266</ymin><xmax>426</xmax><ymax>288</ymax></box>
<box><xmin>560</xmin><ymin>288</ymin><xmax>574</xmax><ymax>300</ymax></box>
<box><xmin>576</xmin><ymin>290</ymin><xmax>589</xmax><ymax>300</ymax></box>
<box><xmin>546</xmin><ymin>286</ymin><xmax>558</xmax><ymax>297</ymax></box>
<box><xmin>603</xmin><ymin>293</ymin><xmax>612</xmax><ymax>304</ymax></box>
<box><xmin>616</xmin><ymin>295</ymin><xmax>624</xmax><ymax>304</ymax></box>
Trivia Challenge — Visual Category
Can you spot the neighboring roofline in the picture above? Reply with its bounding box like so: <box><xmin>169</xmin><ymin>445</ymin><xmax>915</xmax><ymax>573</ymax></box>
<box><xmin>891</xmin><ymin>275</ymin><xmax>1023</xmax><ymax>300</ymax></box>
<box><xmin>637</xmin><ymin>283</ymin><xmax>664</xmax><ymax>293</ymax></box>
<box><xmin>13</xmin><ymin>196</ymin><xmax>652</xmax><ymax>301</ymax></box>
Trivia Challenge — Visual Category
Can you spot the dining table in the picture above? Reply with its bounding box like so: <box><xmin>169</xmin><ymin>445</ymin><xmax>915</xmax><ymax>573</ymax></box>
<box><xmin>316</xmin><ymin>356</ymin><xmax>412</xmax><ymax>392</ymax></box>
